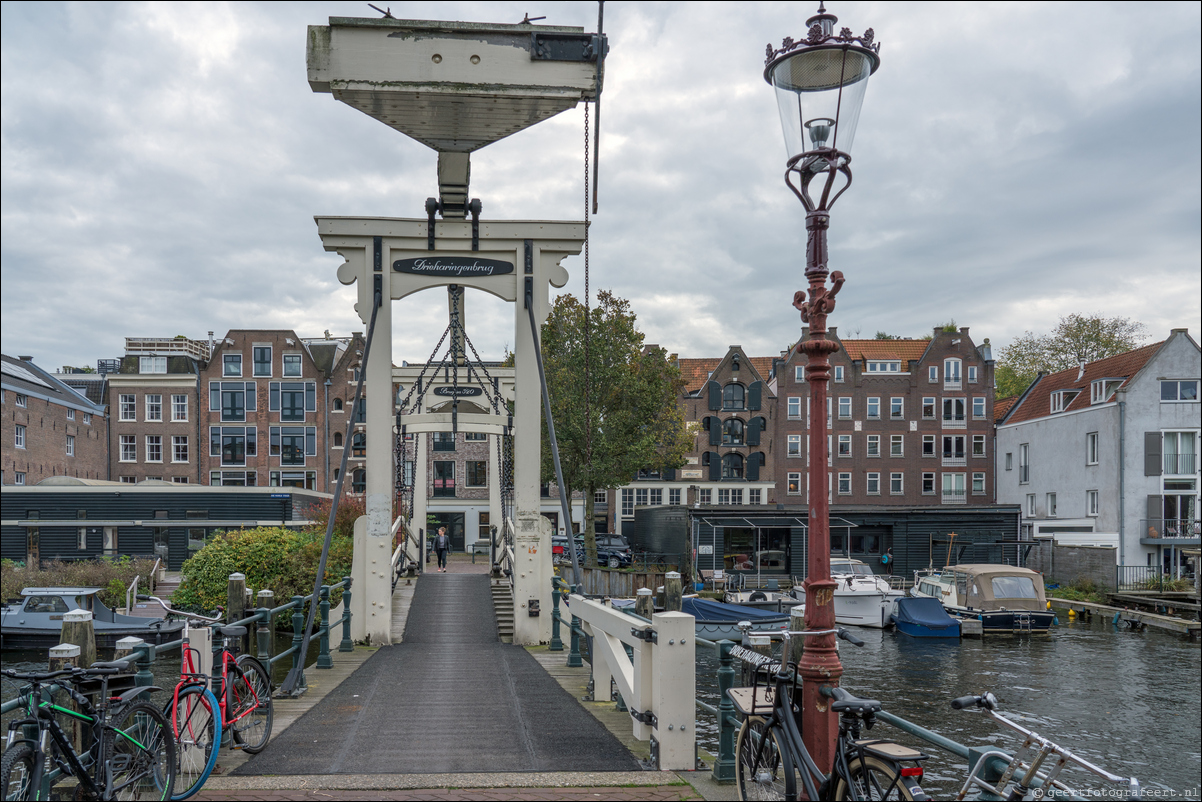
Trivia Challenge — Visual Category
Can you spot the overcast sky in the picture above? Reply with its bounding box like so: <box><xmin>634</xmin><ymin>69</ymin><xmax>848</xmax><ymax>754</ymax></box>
<box><xmin>3</xmin><ymin>1</ymin><xmax>1199</xmax><ymax>374</ymax></box>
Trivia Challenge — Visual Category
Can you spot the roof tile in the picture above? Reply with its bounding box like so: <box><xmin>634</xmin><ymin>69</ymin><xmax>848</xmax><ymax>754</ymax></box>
<box><xmin>1005</xmin><ymin>341</ymin><xmax>1163</xmax><ymax>424</ymax></box>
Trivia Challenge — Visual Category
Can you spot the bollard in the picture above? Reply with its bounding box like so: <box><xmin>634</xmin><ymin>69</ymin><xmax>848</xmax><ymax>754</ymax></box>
<box><xmin>49</xmin><ymin>643</ymin><xmax>83</xmax><ymax>753</ymax></box>
<box><xmin>789</xmin><ymin>606</ymin><xmax>806</xmax><ymax>667</ymax></box>
<box><xmin>713</xmin><ymin>640</ymin><xmax>737</xmax><ymax>782</ymax></box>
<box><xmin>664</xmin><ymin>571</ymin><xmax>683</xmax><ymax>613</ymax></box>
<box><xmin>60</xmin><ymin>609</ymin><xmax>96</xmax><ymax>671</ymax></box>
<box><xmin>339</xmin><ymin>576</ymin><xmax>354</xmax><ymax>652</ymax></box>
<box><xmin>549</xmin><ymin>577</ymin><xmax>564</xmax><ymax>652</ymax></box>
<box><xmin>568</xmin><ymin>613</ymin><xmax>583</xmax><ymax>668</ymax></box>
<box><xmin>635</xmin><ymin>587</ymin><xmax>654</xmax><ymax>620</ymax></box>
<box><xmin>656</xmin><ymin>584</ymin><xmax>666</xmax><ymax>610</ymax></box>
<box><xmin>256</xmin><ymin>590</ymin><xmax>274</xmax><ymax>662</ymax></box>
<box><xmin>227</xmin><ymin>573</ymin><xmax>247</xmax><ymax>655</ymax></box>
<box><xmin>316</xmin><ymin>586</ymin><xmax>333</xmax><ymax>669</ymax></box>
<box><xmin>290</xmin><ymin>595</ymin><xmax>307</xmax><ymax>692</ymax></box>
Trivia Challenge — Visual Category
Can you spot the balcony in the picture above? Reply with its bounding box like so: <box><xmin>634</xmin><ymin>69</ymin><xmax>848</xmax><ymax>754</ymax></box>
<box><xmin>942</xmin><ymin>417</ymin><xmax>966</xmax><ymax>430</ymax></box>
<box><xmin>941</xmin><ymin>490</ymin><xmax>967</xmax><ymax>505</ymax></box>
<box><xmin>942</xmin><ymin>456</ymin><xmax>967</xmax><ymax>467</ymax></box>
<box><xmin>1164</xmin><ymin>453</ymin><xmax>1197</xmax><ymax>475</ymax></box>
<box><xmin>943</xmin><ymin>379</ymin><xmax>962</xmax><ymax>391</ymax></box>
<box><xmin>1140</xmin><ymin>517</ymin><xmax>1200</xmax><ymax>545</ymax></box>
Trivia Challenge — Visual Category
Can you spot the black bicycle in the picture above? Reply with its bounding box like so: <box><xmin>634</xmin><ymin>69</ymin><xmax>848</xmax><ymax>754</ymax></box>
<box><xmin>730</xmin><ymin>627</ymin><xmax>930</xmax><ymax>801</ymax></box>
<box><xmin>1</xmin><ymin>664</ymin><xmax>175</xmax><ymax>801</ymax></box>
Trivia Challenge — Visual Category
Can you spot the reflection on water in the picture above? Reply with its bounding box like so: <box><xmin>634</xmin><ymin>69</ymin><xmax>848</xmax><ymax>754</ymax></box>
<box><xmin>696</xmin><ymin>617</ymin><xmax>1201</xmax><ymax>798</ymax></box>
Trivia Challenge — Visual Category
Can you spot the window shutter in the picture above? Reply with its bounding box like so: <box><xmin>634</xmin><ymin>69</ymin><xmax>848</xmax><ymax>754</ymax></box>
<box><xmin>746</xmin><ymin>452</ymin><xmax>762</xmax><ymax>481</ymax></box>
<box><xmin>245</xmin><ymin>382</ymin><xmax>256</xmax><ymax>411</ymax></box>
<box><xmin>708</xmin><ymin>453</ymin><xmax>720</xmax><ymax>481</ymax></box>
<box><xmin>747</xmin><ymin>416</ymin><xmax>763</xmax><ymax>446</ymax></box>
<box><xmin>306</xmin><ymin>382</ymin><xmax>316</xmax><ymax>412</ymax></box>
<box><xmin>664</xmin><ymin>468</ymin><xmax>677</xmax><ymax>481</ymax></box>
<box><xmin>749</xmin><ymin>381</ymin><xmax>763</xmax><ymax>411</ymax></box>
<box><xmin>1146</xmin><ymin>495</ymin><xmax>1162</xmax><ymax>535</ymax></box>
<box><xmin>707</xmin><ymin>380</ymin><xmax>721</xmax><ymax>411</ymax></box>
<box><xmin>708</xmin><ymin>417</ymin><xmax>721</xmax><ymax>446</ymax></box>
<box><xmin>1144</xmin><ymin>432</ymin><xmax>1162</xmax><ymax>476</ymax></box>
<box><xmin>269</xmin><ymin>383</ymin><xmax>280</xmax><ymax>412</ymax></box>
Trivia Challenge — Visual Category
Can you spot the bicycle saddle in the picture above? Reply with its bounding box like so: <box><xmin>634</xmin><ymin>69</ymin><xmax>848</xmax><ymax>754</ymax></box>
<box><xmin>832</xmin><ymin>697</ymin><xmax>882</xmax><ymax>714</ymax></box>
<box><xmin>219</xmin><ymin>625</ymin><xmax>247</xmax><ymax>638</ymax></box>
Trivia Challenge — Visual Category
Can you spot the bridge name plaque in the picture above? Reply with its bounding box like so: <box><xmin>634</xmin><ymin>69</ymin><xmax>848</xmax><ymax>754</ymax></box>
<box><xmin>393</xmin><ymin>257</ymin><xmax>514</xmax><ymax>277</ymax></box>
<box><xmin>433</xmin><ymin>386</ymin><xmax>483</xmax><ymax>397</ymax></box>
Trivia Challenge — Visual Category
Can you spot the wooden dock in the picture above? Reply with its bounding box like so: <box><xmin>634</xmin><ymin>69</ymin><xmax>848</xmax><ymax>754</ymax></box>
<box><xmin>1048</xmin><ymin>597</ymin><xmax>1201</xmax><ymax>640</ymax></box>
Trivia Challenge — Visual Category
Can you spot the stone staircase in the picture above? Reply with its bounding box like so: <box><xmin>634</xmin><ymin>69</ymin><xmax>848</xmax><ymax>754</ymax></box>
<box><xmin>491</xmin><ymin>579</ymin><xmax>514</xmax><ymax>643</ymax></box>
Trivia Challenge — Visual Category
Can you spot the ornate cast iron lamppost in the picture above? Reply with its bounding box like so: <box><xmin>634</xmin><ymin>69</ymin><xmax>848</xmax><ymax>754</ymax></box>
<box><xmin>764</xmin><ymin>3</ymin><xmax>880</xmax><ymax>772</ymax></box>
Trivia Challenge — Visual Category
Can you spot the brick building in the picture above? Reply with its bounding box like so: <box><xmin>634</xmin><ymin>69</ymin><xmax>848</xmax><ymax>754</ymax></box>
<box><xmin>107</xmin><ymin>337</ymin><xmax>207</xmax><ymax>484</ymax></box>
<box><xmin>771</xmin><ymin>327</ymin><xmax>996</xmax><ymax>517</ymax></box>
<box><xmin>2</xmin><ymin>355</ymin><xmax>107</xmax><ymax>486</ymax></box>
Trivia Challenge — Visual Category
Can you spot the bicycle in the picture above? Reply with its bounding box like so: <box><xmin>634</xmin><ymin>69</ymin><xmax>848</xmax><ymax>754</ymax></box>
<box><xmin>1</xmin><ymin>663</ymin><xmax>175</xmax><ymax>801</ymax></box>
<box><xmin>140</xmin><ymin>595</ymin><xmax>273</xmax><ymax>764</ymax></box>
<box><xmin>949</xmin><ymin>692</ymin><xmax>1141</xmax><ymax>801</ymax></box>
<box><xmin>729</xmin><ymin>627</ymin><xmax>930</xmax><ymax>801</ymax></box>
<box><xmin>159</xmin><ymin>633</ymin><xmax>221</xmax><ymax>801</ymax></box>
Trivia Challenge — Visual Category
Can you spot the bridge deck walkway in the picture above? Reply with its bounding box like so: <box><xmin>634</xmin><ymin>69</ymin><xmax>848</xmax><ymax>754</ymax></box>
<box><xmin>231</xmin><ymin>563</ymin><xmax>640</xmax><ymax>775</ymax></box>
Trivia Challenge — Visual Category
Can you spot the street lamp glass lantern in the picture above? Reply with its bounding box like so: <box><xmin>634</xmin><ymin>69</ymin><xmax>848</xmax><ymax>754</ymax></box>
<box><xmin>765</xmin><ymin>8</ymin><xmax>880</xmax><ymax>164</ymax></box>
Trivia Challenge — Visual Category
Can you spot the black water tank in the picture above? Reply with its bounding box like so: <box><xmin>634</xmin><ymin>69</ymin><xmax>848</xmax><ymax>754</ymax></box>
<box><xmin>632</xmin><ymin>505</ymin><xmax>689</xmax><ymax>553</ymax></box>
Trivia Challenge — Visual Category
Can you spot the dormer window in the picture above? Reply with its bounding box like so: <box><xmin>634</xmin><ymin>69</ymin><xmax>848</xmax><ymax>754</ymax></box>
<box><xmin>1091</xmin><ymin>379</ymin><xmax>1122</xmax><ymax>405</ymax></box>
<box><xmin>866</xmin><ymin>360</ymin><xmax>901</xmax><ymax>373</ymax></box>
<box><xmin>1050</xmin><ymin>390</ymin><xmax>1080</xmax><ymax>413</ymax></box>
<box><xmin>723</xmin><ymin>383</ymin><xmax>745</xmax><ymax>410</ymax></box>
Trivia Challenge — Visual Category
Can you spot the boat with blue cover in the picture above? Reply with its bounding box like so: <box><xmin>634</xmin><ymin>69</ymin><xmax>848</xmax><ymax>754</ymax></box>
<box><xmin>682</xmin><ymin>596</ymin><xmax>791</xmax><ymax>640</ymax></box>
<box><xmin>890</xmin><ymin>596</ymin><xmax>960</xmax><ymax>638</ymax></box>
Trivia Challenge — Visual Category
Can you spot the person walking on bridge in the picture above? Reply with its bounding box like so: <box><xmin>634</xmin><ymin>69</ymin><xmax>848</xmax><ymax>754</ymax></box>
<box><xmin>435</xmin><ymin>526</ymin><xmax>450</xmax><ymax>572</ymax></box>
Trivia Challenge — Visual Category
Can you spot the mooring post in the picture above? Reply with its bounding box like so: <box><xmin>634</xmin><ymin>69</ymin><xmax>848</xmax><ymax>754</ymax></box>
<box><xmin>339</xmin><ymin>576</ymin><xmax>355</xmax><ymax>652</ymax></box>
<box><xmin>635</xmin><ymin>586</ymin><xmax>654</xmax><ymax>620</ymax></box>
<box><xmin>567</xmin><ymin>583</ymin><xmax>583</xmax><ymax>667</ymax></box>
<box><xmin>713</xmin><ymin>639</ymin><xmax>737</xmax><ymax>782</ymax></box>
<box><xmin>549</xmin><ymin>577</ymin><xmax>564</xmax><ymax>652</ymax></box>
<box><xmin>60</xmin><ymin>608</ymin><xmax>96</xmax><ymax>671</ymax></box>
<box><xmin>290</xmin><ymin>595</ymin><xmax>307</xmax><ymax>692</ymax></box>
<box><xmin>256</xmin><ymin>590</ymin><xmax>274</xmax><ymax>662</ymax></box>
<box><xmin>317</xmin><ymin>585</ymin><xmax>333</xmax><ymax>669</ymax></box>
<box><xmin>49</xmin><ymin>643</ymin><xmax>83</xmax><ymax>752</ymax></box>
<box><xmin>664</xmin><ymin>571</ymin><xmax>683</xmax><ymax>612</ymax></box>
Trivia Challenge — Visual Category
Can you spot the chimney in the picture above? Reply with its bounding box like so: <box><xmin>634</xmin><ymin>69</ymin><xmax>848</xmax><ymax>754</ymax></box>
<box><xmin>18</xmin><ymin>355</ymin><xmax>33</xmax><ymax>361</ymax></box>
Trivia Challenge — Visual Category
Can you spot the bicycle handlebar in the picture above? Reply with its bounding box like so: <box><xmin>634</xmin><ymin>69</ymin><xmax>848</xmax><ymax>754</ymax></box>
<box><xmin>951</xmin><ymin>692</ymin><xmax>997</xmax><ymax>711</ymax></box>
<box><xmin>137</xmin><ymin>594</ymin><xmax>223</xmax><ymax>623</ymax></box>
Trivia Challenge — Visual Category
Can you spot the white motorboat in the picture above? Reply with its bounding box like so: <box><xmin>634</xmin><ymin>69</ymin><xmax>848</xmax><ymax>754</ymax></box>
<box><xmin>790</xmin><ymin>558</ymin><xmax>904</xmax><ymax>628</ymax></box>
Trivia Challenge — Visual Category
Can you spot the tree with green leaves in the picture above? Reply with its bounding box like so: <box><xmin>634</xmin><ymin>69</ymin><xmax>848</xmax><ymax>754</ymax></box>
<box><xmin>540</xmin><ymin>291</ymin><xmax>692</xmax><ymax>566</ymax></box>
<box><xmin>995</xmin><ymin>314</ymin><xmax>1147</xmax><ymax>398</ymax></box>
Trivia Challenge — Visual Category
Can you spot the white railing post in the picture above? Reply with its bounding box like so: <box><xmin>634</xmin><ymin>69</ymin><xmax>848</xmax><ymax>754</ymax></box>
<box><xmin>651</xmin><ymin>611</ymin><xmax>696</xmax><ymax>769</ymax></box>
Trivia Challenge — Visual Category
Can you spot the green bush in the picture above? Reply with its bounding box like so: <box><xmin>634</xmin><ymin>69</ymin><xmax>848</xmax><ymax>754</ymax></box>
<box><xmin>173</xmin><ymin>527</ymin><xmax>353</xmax><ymax>624</ymax></box>
<box><xmin>1</xmin><ymin>556</ymin><xmax>158</xmax><ymax>609</ymax></box>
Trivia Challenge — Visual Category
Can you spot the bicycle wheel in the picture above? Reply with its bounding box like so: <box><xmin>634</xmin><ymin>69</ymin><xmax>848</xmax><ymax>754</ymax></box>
<box><xmin>736</xmin><ymin>717</ymin><xmax>796</xmax><ymax>801</ymax></box>
<box><xmin>834</xmin><ymin>755</ymin><xmax>918</xmax><ymax>801</ymax></box>
<box><xmin>1</xmin><ymin>742</ymin><xmax>37</xmax><ymax>801</ymax></box>
<box><xmin>228</xmin><ymin>656</ymin><xmax>272</xmax><ymax>754</ymax></box>
<box><xmin>166</xmin><ymin>686</ymin><xmax>220</xmax><ymax>800</ymax></box>
<box><xmin>106</xmin><ymin>700</ymin><xmax>175</xmax><ymax>801</ymax></box>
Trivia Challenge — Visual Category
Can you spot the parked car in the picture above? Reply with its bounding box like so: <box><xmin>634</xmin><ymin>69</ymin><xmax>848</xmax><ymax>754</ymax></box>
<box><xmin>550</xmin><ymin>534</ymin><xmax>631</xmax><ymax>568</ymax></box>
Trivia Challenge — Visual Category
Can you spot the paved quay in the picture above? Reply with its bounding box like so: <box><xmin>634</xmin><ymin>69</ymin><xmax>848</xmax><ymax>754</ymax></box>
<box><xmin>195</xmin><ymin>554</ymin><xmax>725</xmax><ymax>800</ymax></box>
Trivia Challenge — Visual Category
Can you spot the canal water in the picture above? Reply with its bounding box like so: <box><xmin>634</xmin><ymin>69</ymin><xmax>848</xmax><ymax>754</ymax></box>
<box><xmin>695</xmin><ymin>616</ymin><xmax>1201</xmax><ymax>798</ymax></box>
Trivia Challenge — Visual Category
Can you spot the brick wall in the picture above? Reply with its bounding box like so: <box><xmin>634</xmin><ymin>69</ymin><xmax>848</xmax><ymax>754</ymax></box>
<box><xmin>3</xmin><ymin>393</ymin><xmax>107</xmax><ymax>484</ymax></box>
<box><xmin>1027</xmin><ymin>540</ymin><xmax>1118</xmax><ymax>591</ymax></box>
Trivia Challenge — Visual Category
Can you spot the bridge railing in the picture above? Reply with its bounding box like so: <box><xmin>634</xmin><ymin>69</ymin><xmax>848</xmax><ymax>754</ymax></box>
<box><xmin>392</xmin><ymin>516</ymin><xmax>424</xmax><ymax>588</ymax></box>
<box><xmin>550</xmin><ymin>578</ymin><xmax>695</xmax><ymax>771</ymax></box>
<box><xmin>494</xmin><ymin>517</ymin><xmax>515</xmax><ymax>583</ymax></box>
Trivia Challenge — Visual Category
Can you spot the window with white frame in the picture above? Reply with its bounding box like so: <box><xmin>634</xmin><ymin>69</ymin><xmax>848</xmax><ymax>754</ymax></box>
<box><xmin>942</xmin><ymin>473</ymin><xmax>966</xmax><ymax>501</ymax></box>
<box><xmin>1019</xmin><ymin>443</ymin><xmax>1030</xmax><ymax>483</ymax></box>
<box><xmin>838</xmin><ymin>397</ymin><xmax>852</xmax><ymax>419</ymax></box>
<box><xmin>967</xmin><ymin>365</ymin><xmax>978</xmax><ymax>383</ymax></box>
<box><xmin>1091</xmin><ymin>378</ymin><xmax>1122</xmax><ymax>404</ymax></box>
<box><xmin>838</xmin><ymin>473</ymin><xmax>851</xmax><ymax>494</ymax></box>
<box><xmin>145</xmin><ymin>394</ymin><xmax>162</xmax><ymax>422</ymax></box>
<box><xmin>15</xmin><ymin>393</ymin><xmax>28</xmax><ymax>408</ymax></box>
<box><xmin>921</xmin><ymin>473</ymin><xmax>935</xmax><ymax>495</ymax></box>
<box><xmin>972</xmin><ymin>472</ymin><xmax>986</xmax><ymax>494</ymax></box>
<box><xmin>717</xmin><ymin>488</ymin><xmax>732</xmax><ymax>505</ymax></box>
<box><xmin>120</xmin><ymin>476</ymin><xmax>136</xmax><ymax>484</ymax></box>
<box><xmin>890</xmin><ymin>472</ymin><xmax>903</xmax><ymax>494</ymax></box>
<box><xmin>928</xmin><ymin>366</ymin><xmax>938</xmax><ymax>383</ymax></box>
<box><xmin>669</xmin><ymin>488</ymin><xmax>681</xmax><ymax>505</ymax></box>
<box><xmin>1050</xmin><ymin>390</ymin><xmax>1080</xmax><ymax>413</ymax></box>
<box><xmin>891</xmin><ymin>434</ymin><xmax>904</xmax><ymax>457</ymax></box>
<box><xmin>269</xmin><ymin>426</ymin><xmax>317</xmax><ymax>465</ymax></box>
<box><xmin>211</xmin><ymin>381</ymin><xmax>257</xmax><ymax>422</ymax></box>
<box><xmin>595</xmin><ymin>490</ymin><xmax>607</xmax><ymax>503</ymax></box>
<box><xmin>834</xmin><ymin>365</ymin><xmax>844</xmax><ymax>382</ymax></box>
<box><xmin>15</xmin><ymin>472</ymin><xmax>26</xmax><ymax>485</ymax></box>
<box><xmin>972</xmin><ymin>435</ymin><xmax>986</xmax><ymax>457</ymax></box>
<box><xmin>866</xmin><ymin>397</ymin><xmax>880</xmax><ymax>419</ymax></box>
<box><xmin>749</xmin><ymin>488</ymin><xmax>761</xmax><ymax>504</ymax></box>
<box><xmin>730</xmin><ymin>488</ymin><xmax>743</xmax><ymax>505</ymax></box>
<box><xmin>794</xmin><ymin>366</ymin><xmax>806</xmax><ymax>383</ymax></box>
<box><xmin>139</xmin><ymin>356</ymin><xmax>167</xmax><ymax>374</ymax></box>
<box><xmin>922</xmin><ymin>397</ymin><xmax>936</xmax><ymax>419</ymax></box>
<box><xmin>922</xmin><ymin>435</ymin><xmax>935</xmax><ymax>457</ymax></box>
<box><xmin>788</xmin><ymin>397</ymin><xmax>802</xmax><ymax>418</ymax></box>
<box><xmin>173</xmin><ymin>436</ymin><xmax>189</xmax><ymax>463</ymax></box>
<box><xmin>15</xmin><ymin>424</ymin><xmax>26</xmax><ymax>449</ymax></box>
<box><xmin>66</xmin><ymin>435</ymin><xmax>75</xmax><ymax>456</ymax></box>
<box><xmin>866</xmin><ymin>472</ymin><xmax>880</xmax><ymax>494</ymax></box>
<box><xmin>120</xmin><ymin>435</ymin><xmax>136</xmax><ymax>462</ymax></box>
<box><xmin>223</xmin><ymin>353</ymin><xmax>242</xmax><ymax>377</ymax></box>
<box><xmin>1027</xmin><ymin>494</ymin><xmax>1036</xmax><ymax>516</ymax></box>
<box><xmin>210</xmin><ymin>426</ymin><xmax>257</xmax><ymax>466</ymax></box>
<box><xmin>621</xmin><ymin>489</ymin><xmax>634</xmax><ymax>516</ymax></box>
<box><xmin>943</xmin><ymin>435</ymin><xmax>966</xmax><ymax>461</ymax></box>
<box><xmin>698</xmin><ymin>488</ymin><xmax>712</xmax><ymax>504</ymax></box>
<box><xmin>1160</xmin><ymin>380</ymin><xmax>1199</xmax><ymax>402</ymax></box>
<box><xmin>944</xmin><ymin>359</ymin><xmax>962</xmax><ymax>385</ymax></box>
<box><xmin>172</xmin><ymin>394</ymin><xmax>188</xmax><ymax>422</ymax></box>
<box><xmin>788</xmin><ymin>435</ymin><xmax>803</xmax><ymax>457</ymax></box>
<box><xmin>838</xmin><ymin>435</ymin><xmax>852</xmax><ymax>457</ymax></box>
<box><xmin>650</xmin><ymin>488</ymin><xmax>663</xmax><ymax>505</ymax></box>
<box><xmin>67</xmin><ymin>408</ymin><xmax>75</xmax><ymax>421</ymax></box>
<box><xmin>1086</xmin><ymin>432</ymin><xmax>1099</xmax><ymax>465</ymax></box>
<box><xmin>1161</xmin><ymin>431</ymin><xmax>1197</xmax><ymax>475</ymax></box>
<box><xmin>942</xmin><ymin>397</ymin><xmax>966</xmax><ymax>423</ymax></box>
<box><xmin>866</xmin><ymin>434</ymin><xmax>880</xmax><ymax>457</ymax></box>
<box><xmin>1087</xmin><ymin>489</ymin><xmax>1099</xmax><ymax>516</ymax></box>
<box><xmin>972</xmin><ymin>397</ymin><xmax>986</xmax><ymax>419</ymax></box>
<box><xmin>83</xmin><ymin>413</ymin><xmax>91</xmax><ymax>425</ymax></box>
<box><xmin>1005</xmin><ymin>452</ymin><xmax>1013</xmax><ymax>471</ymax></box>
<box><xmin>1046</xmin><ymin>493</ymin><xmax>1058</xmax><ymax>517</ymax></box>
<box><xmin>146</xmin><ymin>435</ymin><xmax>162</xmax><ymax>463</ymax></box>
<box><xmin>867</xmin><ymin>361</ymin><xmax>900</xmax><ymax>373</ymax></box>
<box><xmin>890</xmin><ymin>397</ymin><xmax>904</xmax><ymax>419</ymax></box>
<box><xmin>120</xmin><ymin>394</ymin><xmax>136</xmax><ymax>421</ymax></box>
<box><xmin>787</xmin><ymin>473</ymin><xmax>802</xmax><ymax>495</ymax></box>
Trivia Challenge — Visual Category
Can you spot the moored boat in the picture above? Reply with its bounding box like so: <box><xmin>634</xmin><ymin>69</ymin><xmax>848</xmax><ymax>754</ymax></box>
<box><xmin>910</xmin><ymin>564</ymin><xmax>1055</xmax><ymax>635</ymax></box>
<box><xmin>0</xmin><ymin>588</ymin><xmax>185</xmax><ymax>651</ymax></box>
<box><xmin>890</xmin><ymin>596</ymin><xmax>961</xmax><ymax>638</ymax></box>
<box><xmin>681</xmin><ymin>597</ymin><xmax>791</xmax><ymax>640</ymax></box>
<box><xmin>790</xmin><ymin>558</ymin><xmax>905</xmax><ymax>628</ymax></box>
